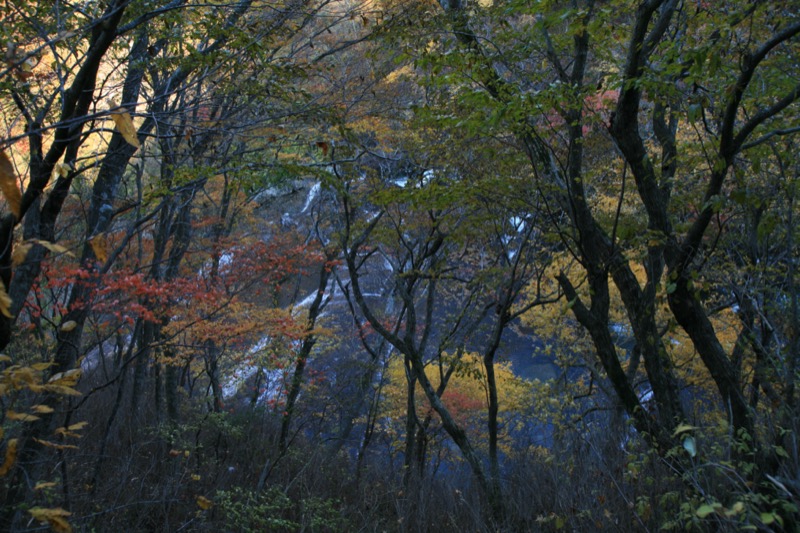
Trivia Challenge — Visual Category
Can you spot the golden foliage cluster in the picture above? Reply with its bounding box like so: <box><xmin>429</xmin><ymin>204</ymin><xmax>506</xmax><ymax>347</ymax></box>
<box><xmin>0</xmin><ymin>357</ymin><xmax>84</xmax><ymax>531</ymax></box>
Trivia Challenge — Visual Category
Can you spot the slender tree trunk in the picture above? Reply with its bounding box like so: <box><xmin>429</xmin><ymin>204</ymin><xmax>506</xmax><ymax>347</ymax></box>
<box><xmin>279</xmin><ymin>264</ymin><xmax>331</xmax><ymax>451</ymax></box>
<box><xmin>205</xmin><ymin>339</ymin><xmax>223</xmax><ymax>413</ymax></box>
<box><xmin>131</xmin><ymin>320</ymin><xmax>156</xmax><ymax>416</ymax></box>
<box><xmin>90</xmin><ymin>321</ymin><xmax>140</xmax><ymax>492</ymax></box>
<box><xmin>402</xmin><ymin>359</ymin><xmax>418</xmax><ymax>488</ymax></box>
<box><xmin>483</xmin><ymin>355</ymin><xmax>501</xmax><ymax>497</ymax></box>
<box><xmin>165</xmin><ymin>356</ymin><xmax>180</xmax><ymax>424</ymax></box>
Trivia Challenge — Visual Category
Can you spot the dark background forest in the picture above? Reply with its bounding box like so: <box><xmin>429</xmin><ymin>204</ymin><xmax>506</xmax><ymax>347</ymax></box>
<box><xmin>0</xmin><ymin>0</ymin><xmax>799</xmax><ymax>531</ymax></box>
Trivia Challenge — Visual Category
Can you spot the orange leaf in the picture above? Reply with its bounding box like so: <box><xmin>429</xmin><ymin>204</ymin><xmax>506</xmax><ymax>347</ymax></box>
<box><xmin>0</xmin><ymin>150</ymin><xmax>21</xmax><ymax>218</ymax></box>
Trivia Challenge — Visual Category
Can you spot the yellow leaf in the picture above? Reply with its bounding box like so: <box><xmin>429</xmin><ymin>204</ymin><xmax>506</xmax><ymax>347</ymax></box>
<box><xmin>20</xmin><ymin>58</ymin><xmax>34</xmax><ymax>73</ymax></box>
<box><xmin>60</xmin><ymin>321</ymin><xmax>78</xmax><ymax>332</ymax></box>
<box><xmin>110</xmin><ymin>107</ymin><xmax>140</xmax><ymax>149</ymax></box>
<box><xmin>28</xmin><ymin>507</ymin><xmax>72</xmax><ymax>533</ymax></box>
<box><xmin>0</xmin><ymin>354</ymin><xmax>11</xmax><ymax>362</ymax></box>
<box><xmin>0</xmin><ymin>438</ymin><xmax>18</xmax><ymax>476</ymax></box>
<box><xmin>31</xmin><ymin>404</ymin><xmax>55</xmax><ymax>414</ymax></box>
<box><xmin>32</xmin><ymin>239</ymin><xmax>71</xmax><ymax>256</ymax></box>
<box><xmin>11</xmin><ymin>242</ymin><xmax>32</xmax><ymax>266</ymax></box>
<box><xmin>34</xmin><ymin>481</ymin><xmax>58</xmax><ymax>490</ymax></box>
<box><xmin>52</xmin><ymin>422</ymin><xmax>87</xmax><ymax>439</ymax></box>
<box><xmin>53</xmin><ymin>428</ymin><xmax>81</xmax><ymax>439</ymax></box>
<box><xmin>32</xmin><ymin>438</ymin><xmax>79</xmax><ymax>450</ymax></box>
<box><xmin>88</xmin><ymin>234</ymin><xmax>108</xmax><ymax>264</ymax></box>
<box><xmin>43</xmin><ymin>384</ymin><xmax>82</xmax><ymax>397</ymax></box>
<box><xmin>11</xmin><ymin>239</ymin><xmax>73</xmax><ymax>266</ymax></box>
<box><xmin>0</xmin><ymin>149</ymin><xmax>22</xmax><ymax>218</ymax></box>
<box><xmin>10</xmin><ymin>367</ymin><xmax>36</xmax><ymax>384</ymax></box>
<box><xmin>55</xmin><ymin>163</ymin><xmax>71</xmax><ymax>178</ymax></box>
<box><xmin>0</xmin><ymin>283</ymin><xmax>12</xmax><ymax>319</ymax></box>
<box><xmin>672</xmin><ymin>423</ymin><xmax>697</xmax><ymax>437</ymax></box>
<box><xmin>196</xmin><ymin>495</ymin><xmax>213</xmax><ymax>510</ymax></box>
<box><xmin>66</xmin><ymin>421</ymin><xmax>88</xmax><ymax>431</ymax></box>
<box><xmin>6</xmin><ymin>410</ymin><xmax>39</xmax><ymax>422</ymax></box>
<box><xmin>48</xmin><ymin>368</ymin><xmax>81</xmax><ymax>385</ymax></box>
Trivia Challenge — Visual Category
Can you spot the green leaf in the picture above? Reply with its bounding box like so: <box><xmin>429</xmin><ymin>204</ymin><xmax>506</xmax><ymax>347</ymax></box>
<box><xmin>672</xmin><ymin>423</ymin><xmax>697</xmax><ymax>436</ymax></box>
<box><xmin>725</xmin><ymin>501</ymin><xmax>745</xmax><ymax>517</ymax></box>
<box><xmin>696</xmin><ymin>504</ymin><xmax>716</xmax><ymax>518</ymax></box>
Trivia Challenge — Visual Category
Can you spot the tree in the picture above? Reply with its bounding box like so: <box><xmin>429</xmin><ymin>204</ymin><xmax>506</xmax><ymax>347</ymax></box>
<box><xmin>416</xmin><ymin>0</ymin><xmax>800</xmax><ymax>524</ymax></box>
<box><xmin>317</xmin><ymin>117</ymin><xmax>555</xmax><ymax>522</ymax></box>
<box><xmin>0</xmin><ymin>0</ymin><xmax>339</xmax><ymax>527</ymax></box>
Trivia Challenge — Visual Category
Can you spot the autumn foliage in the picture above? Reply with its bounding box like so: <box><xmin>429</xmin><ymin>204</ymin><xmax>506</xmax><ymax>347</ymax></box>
<box><xmin>0</xmin><ymin>0</ymin><xmax>798</xmax><ymax>531</ymax></box>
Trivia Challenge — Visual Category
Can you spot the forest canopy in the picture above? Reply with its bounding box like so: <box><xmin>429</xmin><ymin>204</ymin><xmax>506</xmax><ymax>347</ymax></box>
<box><xmin>0</xmin><ymin>0</ymin><xmax>799</xmax><ymax>531</ymax></box>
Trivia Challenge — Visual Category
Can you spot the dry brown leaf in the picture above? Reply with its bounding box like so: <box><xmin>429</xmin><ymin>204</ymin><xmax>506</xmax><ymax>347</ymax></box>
<box><xmin>110</xmin><ymin>108</ymin><xmax>140</xmax><ymax>149</ymax></box>
<box><xmin>0</xmin><ymin>150</ymin><xmax>21</xmax><ymax>218</ymax></box>
<box><xmin>49</xmin><ymin>516</ymin><xmax>72</xmax><ymax>533</ymax></box>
